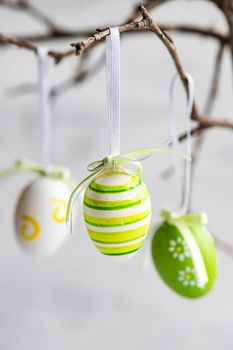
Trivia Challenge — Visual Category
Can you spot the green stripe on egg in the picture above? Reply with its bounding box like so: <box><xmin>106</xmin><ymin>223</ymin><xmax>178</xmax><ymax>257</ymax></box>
<box><xmin>83</xmin><ymin>171</ymin><xmax>151</xmax><ymax>258</ymax></box>
<box><xmin>84</xmin><ymin>188</ymin><xmax>149</xmax><ymax>210</ymax></box>
<box><xmin>89</xmin><ymin>175</ymin><xmax>142</xmax><ymax>193</ymax></box>
<box><xmin>83</xmin><ymin>208</ymin><xmax>151</xmax><ymax>227</ymax></box>
<box><xmin>95</xmin><ymin>239</ymin><xmax>145</xmax><ymax>256</ymax></box>
<box><xmin>88</xmin><ymin>223</ymin><xmax>150</xmax><ymax>244</ymax></box>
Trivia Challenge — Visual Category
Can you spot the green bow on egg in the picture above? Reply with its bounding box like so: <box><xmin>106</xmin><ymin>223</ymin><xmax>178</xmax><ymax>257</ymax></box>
<box><xmin>151</xmin><ymin>208</ymin><xmax>217</xmax><ymax>298</ymax></box>
<box><xmin>66</xmin><ymin>146</ymin><xmax>173</xmax><ymax>226</ymax></box>
<box><xmin>160</xmin><ymin>209</ymin><xmax>208</xmax><ymax>226</ymax></box>
<box><xmin>0</xmin><ymin>158</ymin><xmax>75</xmax><ymax>186</ymax></box>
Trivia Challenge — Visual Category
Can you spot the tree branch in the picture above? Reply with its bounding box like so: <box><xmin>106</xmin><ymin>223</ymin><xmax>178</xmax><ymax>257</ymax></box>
<box><xmin>2</xmin><ymin>3</ymin><xmax>232</xmax><ymax>133</ymax></box>
<box><xmin>70</xmin><ymin>5</ymin><xmax>202</xmax><ymax>121</ymax></box>
<box><xmin>0</xmin><ymin>33</ymin><xmax>75</xmax><ymax>63</ymax></box>
<box><xmin>71</xmin><ymin>5</ymin><xmax>232</xmax><ymax>130</ymax></box>
<box><xmin>0</xmin><ymin>0</ymin><xmax>233</xmax><ymax>263</ymax></box>
<box><xmin>204</xmin><ymin>43</ymin><xmax>225</xmax><ymax>114</ymax></box>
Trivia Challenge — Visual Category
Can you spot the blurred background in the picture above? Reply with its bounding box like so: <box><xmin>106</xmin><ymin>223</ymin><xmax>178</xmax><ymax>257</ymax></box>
<box><xmin>0</xmin><ymin>0</ymin><xmax>233</xmax><ymax>349</ymax></box>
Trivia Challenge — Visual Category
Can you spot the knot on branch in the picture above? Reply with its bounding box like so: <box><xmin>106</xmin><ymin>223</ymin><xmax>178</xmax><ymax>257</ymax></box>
<box><xmin>138</xmin><ymin>4</ymin><xmax>153</xmax><ymax>26</ymax></box>
<box><xmin>71</xmin><ymin>41</ymin><xmax>85</xmax><ymax>56</ymax></box>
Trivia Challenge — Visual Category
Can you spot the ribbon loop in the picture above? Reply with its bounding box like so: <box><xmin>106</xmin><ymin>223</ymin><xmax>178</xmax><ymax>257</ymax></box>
<box><xmin>106</xmin><ymin>27</ymin><xmax>120</xmax><ymax>156</ymax></box>
<box><xmin>158</xmin><ymin>74</ymin><xmax>209</xmax><ymax>288</ymax></box>
<box><xmin>37</xmin><ymin>47</ymin><xmax>51</xmax><ymax>174</ymax></box>
<box><xmin>170</xmin><ymin>73</ymin><xmax>194</xmax><ymax>214</ymax></box>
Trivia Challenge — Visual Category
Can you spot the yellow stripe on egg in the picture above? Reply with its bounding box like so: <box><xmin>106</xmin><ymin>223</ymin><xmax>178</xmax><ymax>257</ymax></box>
<box><xmin>83</xmin><ymin>171</ymin><xmax>151</xmax><ymax>257</ymax></box>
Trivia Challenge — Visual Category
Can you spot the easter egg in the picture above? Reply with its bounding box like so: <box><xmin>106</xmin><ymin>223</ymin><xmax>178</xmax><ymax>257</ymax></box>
<box><xmin>15</xmin><ymin>177</ymin><xmax>71</xmax><ymax>256</ymax></box>
<box><xmin>83</xmin><ymin>171</ymin><xmax>151</xmax><ymax>259</ymax></box>
<box><xmin>151</xmin><ymin>221</ymin><xmax>217</xmax><ymax>298</ymax></box>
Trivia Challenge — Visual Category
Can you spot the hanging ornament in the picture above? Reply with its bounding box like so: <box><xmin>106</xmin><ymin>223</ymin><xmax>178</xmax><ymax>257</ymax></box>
<box><xmin>151</xmin><ymin>74</ymin><xmax>217</xmax><ymax>298</ymax></box>
<box><xmin>66</xmin><ymin>27</ymin><xmax>169</xmax><ymax>259</ymax></box>
<box><xmin>1</xmin><ymin>47</ymin><xmax>74</xmax><ymax>256</ymax></box>
<box><xmin>15</xmin><ymin>175</ymin><xmax>71</xmax><ymax>256</ymax></box>
<box><xmin>152</xmin><ymin>211</ymin><xmax>217</xmax><ymax>298</ymax></box>
<box><xmin>83</xmin><ymin>160</ymin><xmax>151</xmax><ymax>258</ymax></box>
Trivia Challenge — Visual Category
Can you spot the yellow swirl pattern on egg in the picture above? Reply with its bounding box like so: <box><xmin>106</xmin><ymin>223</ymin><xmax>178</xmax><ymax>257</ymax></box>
<box><xmin>51</xmin><ymin>199</ymin><xmax>68</xmax><ymax>223</ymax></box>
<box><xmin>20</xmin><ymin>215</ymin><xmax>41</xmax><ymax>241</ymax></box>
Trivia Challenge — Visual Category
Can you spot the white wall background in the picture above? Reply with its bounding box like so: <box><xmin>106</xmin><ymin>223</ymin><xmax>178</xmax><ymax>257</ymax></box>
<box><xmin>0</xmin><ymin>1</ymin><xmax>232</xmax><ymax>349</ymax></box>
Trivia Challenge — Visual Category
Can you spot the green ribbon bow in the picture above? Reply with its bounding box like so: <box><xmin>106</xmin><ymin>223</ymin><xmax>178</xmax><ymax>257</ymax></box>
<box><xmin>66</xmin><ymin>146</ymin><xmax>173</xmax><ymax>230</ymax></box>
<box><xmin>87</xmin><ymin>147</ymin><xmax>160</xmax><ymax>175</ymax></box>
<box><xmin>160</xmin><ymin>209</ymin><xmax>208</xmax><ymax>226</ymax></box>
<box><xmin>0</xmin><ymin>158</ymin><xmax>75</xmax><ymax>185</ymax></box>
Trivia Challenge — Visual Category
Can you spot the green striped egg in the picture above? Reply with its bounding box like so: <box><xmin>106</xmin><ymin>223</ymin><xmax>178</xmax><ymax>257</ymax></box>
<box><xmin>151</xmin><ymin>222</ymin><xmax>217</xmax><ymax>298</ymax></box>
<box><xmin>83</xmin><ymin>171</ymin><xmax>151</xmax><ymax>259</ymax></box>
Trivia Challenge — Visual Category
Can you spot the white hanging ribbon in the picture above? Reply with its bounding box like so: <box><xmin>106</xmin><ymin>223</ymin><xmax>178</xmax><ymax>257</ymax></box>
<box><xmin>169</xmin><ymin>73</ymin><xmax>194</xmax><ymax>214</ymax></box>
<box><xmin>37</xmin><ymin>47</ymin><xmax>51</xmax><ymax>173</ymax></box>
<box><xmin>106</xmin><ymin>27</ymin><xmax>120</xmax><ymax>157</ymax></box>
<box><xmin>169</xmin><ymin>73</ymin><xmax>208</xmax><ymax>288</ymax></box>
<box><xmin>67</xmin><ymin>27</ymin><xmax>121</xmax><ymax>235</ymax></box>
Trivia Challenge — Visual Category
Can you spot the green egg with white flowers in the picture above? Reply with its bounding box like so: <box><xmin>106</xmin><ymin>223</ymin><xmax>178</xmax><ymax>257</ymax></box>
<box><xmin>151</xmin><ymin>215</ymin><xmax>217</xmax><ymax>299</ymax></box>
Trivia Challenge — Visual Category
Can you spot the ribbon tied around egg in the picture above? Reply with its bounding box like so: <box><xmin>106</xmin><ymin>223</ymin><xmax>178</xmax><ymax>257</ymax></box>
<box><xmin>151</xmin><ymin>73</ymin><xmax>217</xmax><ymax>296</ymax></box>
<box><xmin>0</xmin><ymin>47</ymin><xmax>74</xmax><ymax>186</ymax></box>
<box><xmin>66</xmin><ymin>27</ymin><xmax>178</xmax><ymax>259</ymax></box>
<box><xmin>0</xmin><ymin>47</ymin><xmax>75</xmax><ymax>256</ymax></box>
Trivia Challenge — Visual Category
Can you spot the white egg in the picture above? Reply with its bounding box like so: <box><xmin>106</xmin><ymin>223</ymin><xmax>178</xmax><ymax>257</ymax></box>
<box><xmin>14</xmin><ymin>177</ymin><xmax>71</xmax><ymax>256</ymax></box>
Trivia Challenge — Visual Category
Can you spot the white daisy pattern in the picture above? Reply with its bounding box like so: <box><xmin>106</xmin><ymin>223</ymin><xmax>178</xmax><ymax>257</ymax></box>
<box><xmin>168</xmin><ymin>236</ymin><xmax>190</xmax><ymax>261</ymax></box>
<box><xmin>178</xmin><ymin>267</ymin><xmax>196</xmax><ymax>287</ymax></box>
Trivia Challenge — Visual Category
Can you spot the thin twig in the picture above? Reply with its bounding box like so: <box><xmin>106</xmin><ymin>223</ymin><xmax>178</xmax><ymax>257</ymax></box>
<box><xmin>0</xmin><ymin>0</ymin><xmax>228</xmax><ymax>45</ymax></box>
<box><xmin>160</xmin><ymin>24</ymin><xmax>228</xmax><ymax>44</ymax></box>
<box><xmin>0</xmin><ymin>32</ymin><xmax>75</xmax><ymax>63</ymax></box>
<box><xmin>1</xmin><ymin>3</ymin><xmax>233</xmax><ymax>133</ymax></box>
<box><xmin>138</xmin><ymin>5</ymin><xmax>201</xmax><ymax>120</ymax></box>
<box><xmin>1</xmin><ymin>24</ymin><xmax>227</xmax><ymax>45</ymax></box>
<box><xmin>70</xmin><ymin>20</ymin><xmax>150</xmax><ymax>55</ymax></box>
<box><xmin>128</xmin><ymin>0</ymin><xmax>171</xmax><ymax>22</ymax></box>
<box><xmin>204</xmin><ymin>44</ymin><xmax>225</xmax><ymax>114</ymax></box>
<box><xmin>70</xmin><ymin>5</ymin><xmax>233</xmax><ymax>131</ymax></box>
<box><xmin>187</xmin><ymin>43</ymin><xmax>225</xmax><ymax>211</ymax></box>
<box><xmin>68</xmin><ymin>6</ymin><xmax>203</xmax><ymax>124</ymax></box>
